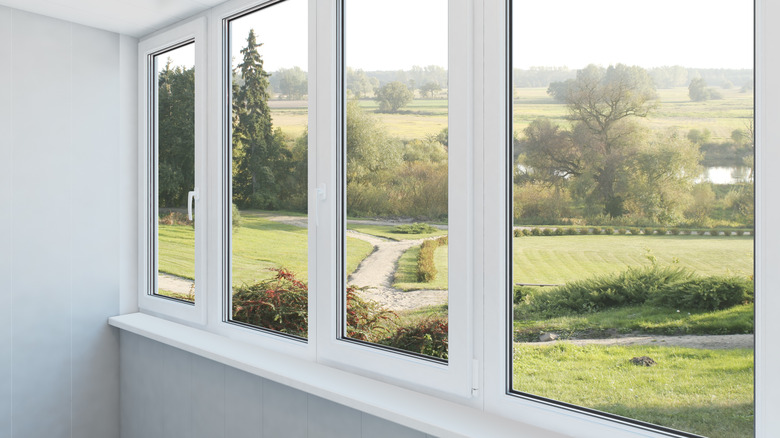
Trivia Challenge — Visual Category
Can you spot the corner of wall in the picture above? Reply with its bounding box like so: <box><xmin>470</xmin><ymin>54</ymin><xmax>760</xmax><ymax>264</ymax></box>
<box><xmin>119</xmin><ymin>34</ymin><xmax>139</xmax><ymax>315</ymax></box>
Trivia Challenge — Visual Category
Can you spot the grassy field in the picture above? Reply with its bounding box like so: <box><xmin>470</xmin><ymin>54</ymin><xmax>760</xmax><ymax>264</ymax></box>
<box><xmin>514</xmin><ymin>235</ymin><xmax>753</xmax><ymax>285</ymax></box>
<box><xmin>513</xmin><ymin>343</ymin><xmax>754</xmax><ymax>438</ymax></box>
<box><xmin>514</xmin><ymin>303</ymin><xmax>754</xmax><ymax>341</ymax></box>
<box><xmin>393</xmin><ymin>244</ymin><xmax>449</xmax><ymax>291</ymax></box>
<box><xmin>268</xmin><ymin>86</ymin><xmax>752</xmax><ymax>146</ymax></box>
<box><xmin>512</xmin><ymin>87</ymin><xmax>753</xmax><ymax>141</ymax></box>
<box><xmin>159</xmin><ymin>214</ymin><xmax>374</xmax><ymax>285</ymax></box>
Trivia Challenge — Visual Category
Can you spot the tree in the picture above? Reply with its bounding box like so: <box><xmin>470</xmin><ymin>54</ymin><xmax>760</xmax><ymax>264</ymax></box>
<box><xmin>345</xmin><ymin>100</ymin><xmax>402</xmax><ymax>183</ymax></box>
<box><xmin>275</xmin><ymin>66</ymin><xmax>307</xmax><ymax>100</ymax></box>
<box><xmin>346</xmin><ymin>68</ymin><xmax>374</xmax><ymax>99</ymax></box>
<box><xmin>157</xmin><ymin>59</ymin><xmax>195</xmax><ymax>209</ymax></box>
<box><xmin>232</xmin><ymin>29</ymin><xmax>292</xmax><ymax>209</ymax></box>
<box><xmin>521</xmin><ymin>64</ymin><xmax>700</xmax><ymax>223</ymax></box>
<box><xmin>375</xmin><ymin>81</ymin><xmax>413</xmax><ymax>112</ymax></box>
<box><xmin>688</xmin><ymin>77</ymin><xmax>722</xmax><ymax>101</ymax></box>
<box><xmin>419</xmin><ymin>81</ymin><xmax>441</xmax><ymax>99</ymax></box>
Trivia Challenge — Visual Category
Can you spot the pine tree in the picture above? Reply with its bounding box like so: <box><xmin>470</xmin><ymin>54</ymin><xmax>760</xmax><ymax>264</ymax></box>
<box><xmin>232</xmin><ymin>29</ymin><xmax>291</xmax><ymax>208</ymax></box>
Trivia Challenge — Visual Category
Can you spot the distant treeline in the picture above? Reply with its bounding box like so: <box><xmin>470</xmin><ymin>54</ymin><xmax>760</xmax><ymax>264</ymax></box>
<box><xmin>513</xmin><ymin>66</ymin><xmax>753</xmax><ymax>90</ymax></box>
<box><xmin>263</xmin><ymin>65</ymin><xmax>753</xmax><ymax>99</ymax></box>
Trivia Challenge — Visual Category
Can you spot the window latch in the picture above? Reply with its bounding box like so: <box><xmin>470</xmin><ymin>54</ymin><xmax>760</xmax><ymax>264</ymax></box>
<box><xmin>188</xmin><ymin>189</ymin><xmax>200</xmax><ymax>221</ymax></box>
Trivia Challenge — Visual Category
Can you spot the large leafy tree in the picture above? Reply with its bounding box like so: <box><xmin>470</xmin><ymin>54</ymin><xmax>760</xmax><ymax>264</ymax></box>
<box><xmin>232</xmin><ymin>29</ymin><xmax>292</xmax><ymax>209</ymax></box>
<box><xmin>375</xmin><ymin>81</ymin><xmax>414</xmax><ymax>112</ymax></box>
<box><xmin>520</xmin><ymin>64</ymin><xmax>699</xmax><ymax>222</ymax></box>
<box><xmin>157</xmin><ymin>60</ymin><xmax>195</xmax><ymax>209</ymax></box>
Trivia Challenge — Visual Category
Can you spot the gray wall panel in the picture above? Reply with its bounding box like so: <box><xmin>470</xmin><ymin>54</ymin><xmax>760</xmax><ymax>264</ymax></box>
<box><xmin>11</xmin><ymin>10</ymin><xmax>73</xmax><ymax>437</ymax></box>
<box><xmin>0</xmin><ymin>5</ymin><xmax>12</xmax><ymax>438</ymax></box>
<box><xmin>120</xmin><ymin>331</ymin><xmax>142</xmax><ymax>438</ymax></box>
<box><xmin>191</xmin><ymin>354</ymin><xmax>225</xmax><ymax>438</ymax></box>
<box><xmin>308</xmin><ymin>395</ymin><xmax>361</xmax><ymax>438</ymax></box>
<box><xmin>119</xmin><ymin>336</ymin><xmax>431</xmax><ymax>438</ymax></box>
<box><xmin>0</xmin><ymin>7</ymin><xmax>125</xmax><ymax>437</ymax></box>
<box><xmin>225</xmin><ymin>366</ymin><xmax>263</xmax><ymax>438</ymax></box>
<box><xmin>137</xmin><ymin>335</ymin><xmax>165</xmax><ymax>438</ymax></box>
<box><xmin>162</xmin><ymin>346</ymin><xmax>193</xmax><ymax>438</ymax></box>
<box><xmin>362</xmin><ymin>414</ymin><xmax>428</xmax><ymax>438</ymax></box>
<box><xmin>70</xmin><ymin>23</ymin><xmax>121</xmax><ymax>438</ymax></box>
<box><xmin>263</xmin><ymin>379</ymin><xmax>307</xmax><ymax>438</ymax></box>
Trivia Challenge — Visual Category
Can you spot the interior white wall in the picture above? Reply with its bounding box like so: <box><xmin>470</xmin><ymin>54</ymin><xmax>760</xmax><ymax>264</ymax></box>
<box><xmin>0</xmin><ymin>6</ymin><xmax>136</xmax><ymax>437</ymax></box>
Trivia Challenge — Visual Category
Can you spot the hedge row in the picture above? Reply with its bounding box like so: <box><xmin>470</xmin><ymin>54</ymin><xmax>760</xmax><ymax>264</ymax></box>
<box><xmin>514</xmin><ymin>265</ymin><xmax>754</xmax><ymax>318</ymax></box>
<box><xmin>416</xmin><ymin>236</ymin><xmax>449</xmax><ymax>282</ymax></box>
<box><xmin>513</xmin><ymin>227</ymin><xmax>752</xmax><ymax>237</ymax></box>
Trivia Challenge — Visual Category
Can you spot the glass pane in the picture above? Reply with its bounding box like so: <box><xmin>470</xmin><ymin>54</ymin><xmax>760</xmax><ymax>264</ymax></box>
<box><xmin>227</xmin><ymin>0</ymin><xmax>309</xmax><ymax>338</ymax></box>
<box><xmin>510</xmin><ymin>1</ymin><xmax>754</xmax><ymax>436</ymax></box>
<box><xmin>155</xmin><ymin>43</ymin><xmax>196</xmax><ymax>303</ymax></box>
<box><xmin>343</xmin><ymin>0</ymin><xmax>449</xmax><ymax>359</ymax></box>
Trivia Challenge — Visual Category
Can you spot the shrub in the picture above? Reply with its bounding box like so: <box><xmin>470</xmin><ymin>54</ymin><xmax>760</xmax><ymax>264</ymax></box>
<box><xmin>232</xmin><ymin>268</ymin><xmax>309</xmax><ymax>337</ymax></box>
<box><xmin>393</xmin><ymin>222</ymin><xmax>438</xmax><ymax>234</ymax></box>
<box><xmin>380</xmin><ymin>317</ymin><xmax>448</xmax><ymax>359</ymax></box>
<box><xmin>346</xmin><ymin>288</ymin><xmax>397</xmax><ymax>342</ymax></box>
<box><xmin>531</xmin><ymin>227</ymin><xmax>543</xmax><ymax>236</ymax></box>
<box><xmin>566</xmin><ymin>227</ymin><xmax>579</xmax><ymax>235</ymax></box>
<box><xmin>159</xmin><ymin>210</ymin><xmax>191</xmax><ymax>226</ymax></box>
<box><xmin>542</xmin><ymin>228</ymin><xmax>553</xmax><ymax>236</ymax></box>
<box><xmin>515</xmin><ymin>265</ymin><xmax>754</xmax><ymax>318</ymax></box>
<box><xmin>233</xmin><ymin>269</ymin><xmax>398</xmax><ymax>340</ymax></box>
<box><xmin>231</xmin><ymin>203</ymin><xmax>242</xmax><ymax>228</ymax></box>
<box><xmin>650</xmin><ymin>276</ymin><xmax>754</xmax><ymax>311</ymax></box>
<box><xmin>416</xmin><ymin>236</ymin><xmax>448</xmax><ymax>282</ymax></box>
<box><xmin>514</xmin><ymin>286</ymin><xmax>536</xmax><ymax>304</ymax></box>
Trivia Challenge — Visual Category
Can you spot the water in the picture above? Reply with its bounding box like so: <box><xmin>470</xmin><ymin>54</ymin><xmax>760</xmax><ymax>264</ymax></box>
<box><xmin>699</xmin><ymin>166</ymin><xmax>752</xmax><ymax>185</ymax></box>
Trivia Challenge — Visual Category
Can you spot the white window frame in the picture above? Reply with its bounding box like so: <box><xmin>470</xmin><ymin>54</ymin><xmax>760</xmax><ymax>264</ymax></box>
<box><xmin>131</xmin><ymin>0</ymin><xmax>780</xmax><ymax>435</ymax></box>
<box><xmin>481</xmin><ymin>0</ymin><xmax>773</xmax><ymax>437</ymax></box>
<box><xmin>202</xmin><ymin>0</ymin><xmax>315</xmax><ymax>360</ymax></box>
<box><xmin>138</xmin><ymin>17</ymin><xmax>208</xmax><ymax>325</ymax></box>
<box><xmin>312</xmin><ymin>0</ymin><xmax>474</xmax><ymax>397</ymax></box>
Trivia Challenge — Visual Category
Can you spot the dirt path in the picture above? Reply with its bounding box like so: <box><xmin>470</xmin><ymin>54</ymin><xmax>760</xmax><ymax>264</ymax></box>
<box><xmin>158</xmin><ymin>272</ymin><xmax>194</xmax><ymax>295</ymax></box>
<box><xmin>527</xmin><ymin>334</ymin><xmax>754</xmax><ymax>350</ymax></box>
<box><xmin>257</xmin><ymin>214</ymin><xmax>449</xmax><ymax>311</ymax></box>
<box><xmin>345</xmin><ymin>231</ymin><xmax>447</xmax><ymax>311</ymax></box>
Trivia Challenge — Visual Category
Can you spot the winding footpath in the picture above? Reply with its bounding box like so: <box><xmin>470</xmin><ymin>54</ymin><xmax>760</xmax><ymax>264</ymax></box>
<box><xmin>345</xmin><ymin>230</ymin><xmax>448</xmax><ymax>311</ymax></box>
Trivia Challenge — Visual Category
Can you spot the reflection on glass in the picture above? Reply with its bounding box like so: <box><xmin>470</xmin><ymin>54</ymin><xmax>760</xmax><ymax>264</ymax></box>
<box><xmin>343</xmin><ymin>0</ymin><xmax>449</xmax><ymax>360</ymax></box>
<box><xmin>227</xmin><ymin>0</ymin><xmax>310</xmax><ymax>338</ymax></box>
<box><xmin>155</xmin><ymin>43</ymin><xmax>196</xmax><ymax>303</ymax></box>
<box><xmin>510</xmin><ymin>1</ymin><xmax>754</xmax><ymax>436</ymax></box>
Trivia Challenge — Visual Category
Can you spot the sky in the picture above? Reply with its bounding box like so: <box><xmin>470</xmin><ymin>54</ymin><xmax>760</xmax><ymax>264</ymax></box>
<box><xmin>164</xmin><ymin>0</ymin><xmax>753</xmax><ymax>73</ymax></box>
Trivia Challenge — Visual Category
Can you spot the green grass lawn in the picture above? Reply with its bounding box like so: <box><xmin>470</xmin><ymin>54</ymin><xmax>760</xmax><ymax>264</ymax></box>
<box><xmin>513</xmin><ymin>235</ymin><xmax>753</xmax><ymax>285</ymax></box>
<box><xmin>513</xmin><ymin>343</ymin><xmax>754</xmax><ymax>438</ymax></box>
<box><xmin>393</xmin><ymin>244</ymin><xmax>448</xmax><ymax>291</ymax></box>
<box><xmin>513</xmin><ymin>303</ymin><xmax>753</xmax><ymax>342</ymax></box>
<box><xmin>347</xmin><ymin>223</ymin><xmax>447</xmax><ymax>241</ymax></box>
<box><xmin>159</xmin><ymin>214</ymin><xmax>374</xmax><ymax>286</ymax></box>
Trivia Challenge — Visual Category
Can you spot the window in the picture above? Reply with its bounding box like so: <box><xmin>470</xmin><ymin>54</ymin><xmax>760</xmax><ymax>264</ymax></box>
<box><xmin>341</xmin><ymin>0</ymin><xmax>450</xmax><ymax>359</ymax></box>
<box><xmin>153</xmin><ymin>42</ymin><xmax>196</xmax><ymax>304</ymax></box>
<box><xmin>134</xmin><ymin>0</ymin><xmax>779</xmax><ymax>436</ymax></box>
<box><xmin>224</xmin><ymin>0</ymin><xmax>310</xmax><ymax>339</ymax></box>
<box><xmin>139</xmin><ymin>17</ymin><xmax>207</xmax><ymax>324</ymax></box>
<box><xmin>507</xmin><ymin>1</ymin><xmax>754</xmax><ymax>436</ymax></box>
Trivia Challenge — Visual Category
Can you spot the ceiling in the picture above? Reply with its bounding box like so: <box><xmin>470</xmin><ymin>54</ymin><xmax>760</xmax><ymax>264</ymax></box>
<box><xmin>0</xmin><ymin>0</ymin><xmax>227</xmax><ymax>37</ymax></box>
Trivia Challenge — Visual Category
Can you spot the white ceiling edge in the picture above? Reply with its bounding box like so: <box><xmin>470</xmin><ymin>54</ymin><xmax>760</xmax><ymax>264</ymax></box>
<box><xmin>0</xmin><ymin>0</ymin><xmax>227</xmax><ymax>38</ymax></box>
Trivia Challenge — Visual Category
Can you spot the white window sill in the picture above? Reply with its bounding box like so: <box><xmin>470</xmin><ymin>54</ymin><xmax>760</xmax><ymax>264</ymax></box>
<box><xmin>108</xmin><ymin>312</ymin><xmax>560</xmax><ymax>438</ymax></box>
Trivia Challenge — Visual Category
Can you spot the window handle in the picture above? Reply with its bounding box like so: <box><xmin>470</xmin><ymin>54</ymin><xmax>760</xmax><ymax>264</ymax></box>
<box><xmin>315</xmin><ymin>184</ymin><xmax>326</xmax><ymax>227</ymax></box>
<box><xmin>188</xmin><ymin>188</ymin><xmax>199</xmax><ymax>221</ymax></box>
